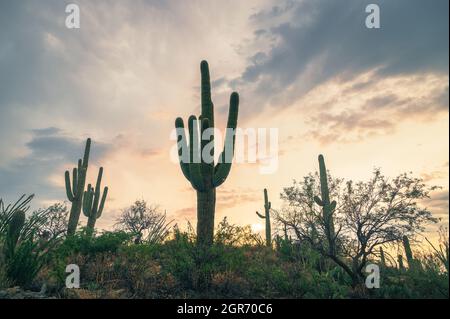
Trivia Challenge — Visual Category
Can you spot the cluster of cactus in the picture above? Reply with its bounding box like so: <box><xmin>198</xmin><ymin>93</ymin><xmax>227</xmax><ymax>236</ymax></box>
<box><xmin>175</xmin><ymin>60</ymin><xmax>239</xmax><ymax>246</ymax></box>
<box><xmin>65</xmin><ymin>138</ymin><xmax>91</xmax><ymax>235</ymax></box>
<box><xmin>65</xmin><ymin>138</ymin><xmax>108</xmax><ymax>235</ymax></box>
<box><xmin>256</xmin><ymin>188</ymin><xmax>272</xmax><ymax>247</ymax></box>
<box><xmin>313</xmin><ymin>154</ymin><xmax>337</xmax><ymax>255</ymax></box>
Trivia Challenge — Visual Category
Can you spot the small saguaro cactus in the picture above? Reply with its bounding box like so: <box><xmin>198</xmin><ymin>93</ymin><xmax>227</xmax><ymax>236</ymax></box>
<box><xmin>82</xmin><ymin>167</ymin><xmax>108</xmax><ymax>233</ymax></box>
<box><xmin>65</xmin><ymin>138</ymin><xmax>91</xmax><ymax>235</ymax></box>
<box><xmin>402</xmin><ymin>235</ymin><xmax>420</xmax><ymax>270</ymax></box>
<box><xmin>314</xmin><ymin>154</ymin><xmax>337</xmax><ymax>255</ymax></box>
<box><xmin>398</xmin><ymin>255</ymin><xmax>404</xmax><ymax>270</ymax></box>
<box><xmin>256</xmin><ymin>188</ymin><xmax>272</xmax><ymax>247</ymax></box>
<box><xmin>175</xmin><ymin>60</ymin><xmax>239</xmax><ymax>246</ymax></box>
<box><xmin>5</xmin><ymin>210</ymin><xmax>25</xmax><ymax>258</ymax></box>
<box><xmin>379</xmin><ymin>247</ymin><xmax>386</xmax><ymax>267</ymax></box>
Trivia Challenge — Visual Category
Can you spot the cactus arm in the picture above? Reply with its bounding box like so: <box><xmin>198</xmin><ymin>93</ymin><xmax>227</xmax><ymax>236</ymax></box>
<box><xmin>188</xmin><ymin>115</ymin><xmax>204</xmax><ymax>191</ymax></box>
<box><xmin>91</xmin><ymin>167</ymin><xmax>104</xmax><ymax>216</ymax></box>
<box><xmin>175</xmin><ymin>117</ymin><xmax>191</xmax><ymax>180</ymax></box>
<box><xmin>263</xmin><ymin>189</ymin><xmax>269</xmax><ymax>208</ymax></box>
<box><xmin>318</xmin><ymin>155</ymin><xmax>331</xmax><ymax>204</ymax></box>
<box><xmin>200</xmin><ymin>60</ymin><xmax>214</xmax><ymax>127</ymax></box>
<box><xmin>82</xmin><ymin>185</ymin><xmax>93</xmax><ymax>217</ymax></box>
<box><xmin>65</xmin><ymin>171</ymin><xmax>75</xmax><ymax>202</ymax></box>
<box><xmin>82</xmin><ymin>138</ymin><xmax>91</xmax><ymax>167</ymax></box>
<box><xmin>330</xmin><ymin>200</ymin><xmax>337</xmax><ymax>212</ymax></box>
<box><xmin>213</xmin><ymin>92</ymin><xmax>239</xmax><ymax>187</ymax></box>
<box><xmin>96</xmin><ymin>186</ymin><xmax>108</xmax><ymax>218</ymax></box>
<box><xmin>313</xmin><ymin>196</ymin><xmax>323</xmax><ymax>206</ymax></box>
<box><xmin>72</xmin><ymin>167</ymin><xmax>78</xmax><ymax>197</ymax></box>
<box><xmin>256</xmin><ymin>211</ymin><xmax>266</xmax><ymax>219</ymax></box>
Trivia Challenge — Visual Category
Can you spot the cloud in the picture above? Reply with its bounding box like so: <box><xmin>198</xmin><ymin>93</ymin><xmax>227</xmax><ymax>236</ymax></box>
<box><xmin>0</xmin><ymin>127</ymin><xmax>111</xmax><ymax>206</ymax></box>
<box><xmin>217</xmin><ymin>187</ymin><xmax>261</xmax><ymax>209</ymax></box>
<box><xmin>298</xmin><ymin>70</ymin><xmax>448</xmax><ymax>145</ymax></box>
<box><xmin>173</xmin><ymin>207</ymin><xmax>196</xmax><ymax>220</ymax></box>
<box><xmin>423</xmin><ymin>189</ymin><xmax>449</xmax><ymax>218</ymax></box>
<box><xmin>233</xmin><ymin>0</ymin><xmax>448</xmax><ymax>116</ymax></box>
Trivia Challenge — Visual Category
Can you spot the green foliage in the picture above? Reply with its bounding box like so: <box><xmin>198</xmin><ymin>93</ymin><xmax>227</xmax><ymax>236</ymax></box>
<box><xmin>0</xmin><ymin>195</ymin><xmax>59</xmax><ymax>287</ymax></box>
<box><xmin>57</xmin><ymin>229</ymin><xmax>131</xmax><ymax>257</ymax></box>
<box><xmin>175</xmin><ymin>60</ymin><xmax>240</xmax><ymax>246</ymax></box>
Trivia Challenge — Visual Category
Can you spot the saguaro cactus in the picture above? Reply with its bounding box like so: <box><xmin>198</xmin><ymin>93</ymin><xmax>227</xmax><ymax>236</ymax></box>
<box><xmin>314</xmin><ymin>154</ymin><xmax>337</xmax><ymax>255</ymax></box>
<box><xmin>398</xmin><ymin>255</ymin><xmax>404</xmax><ymax>270</ymax></box>
<box><xmin>175</xmin><ymin>60</ymin><xmax>239</xmax><ymax>246</ymax></box>
<box><xmin>402</xmin><ymin>235</ymin><xmax>420</xmax><ymax>270</ymax></box>
<box><xmin>5</xmin><ymin>210</ymin><xmax>25</xmax><ymax>258</ymax></box>
<box><xmin>65</xmin><ymin>138</ymin><xmax>91</xmax><ymax>235</ymax></box>
<box><xmin>82</xmin><ymin>167</ymin><xmax>108</xmax><ymax>233</ymax></box>
<box><xmin>379</xmin><ymin>247</ymin><xmax>386</xmax><ymax>267</ymax></box>
<box><xmin>256</xmin><ymin>188</ymin><xmax>272</xmax><ymax>247</ymax></box>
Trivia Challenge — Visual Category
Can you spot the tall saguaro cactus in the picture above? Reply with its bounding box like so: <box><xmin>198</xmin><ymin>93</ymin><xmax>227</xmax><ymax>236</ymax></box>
<box><xmin>314</xmin><ymin>154</ymin><xmax>337</xmax><ymax>256</ymax></box>
<box><xmin>256</xmin><ymin>188</ymin><xmax>272</xmax><ymax>247</ymax></box>
<box><xmin>82</xmin><ymin>167</ymin><xmax>108</xmax><ymax>233</ymax></box>
<box><xmin>65</xmin><ymin>138</ymin><xmax>91</xmax><ymax>235</ymax></box>
<box><xmin>175</xmin><ymin>60</ymin><xmax>239</xmax><ymax>246</ymax></box>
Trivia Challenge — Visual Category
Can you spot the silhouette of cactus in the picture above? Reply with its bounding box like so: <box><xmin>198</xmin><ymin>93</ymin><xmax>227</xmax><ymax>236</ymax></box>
<box><xmin>82</xmin><ymin>167</ymin><xmax>108</xmax><ymax>233</ymax></box>
<box><xmin>398</xmin><ymin>255</ymin><xmax>404</xmax><ymax>270</ymax></box>
<box><xmin>314</xmin><ymin>154</ymin><xmax>337</xmax><ymax>255</ymax></box>
<box><xmin>256</xmin><ymin>188</ymin><xmax>272</xmax><ymax>247</ymax></box>
<box><xmin>379</xmin><ymin>247</ymin><xmax>386</xmax><ymax>267</ymax></box>
<box><xmin>175</xmin><ymin>60</ymin><xmax>239</xmax><ymax>246</ymax></box>
<box><xmin>402</xmin><ymin>235</ymin><xmax>420</xmax><ymax>270</ymax></box>
<box><xmin>65</xmin><ymin>138</ymin><xmax>91</xmax><ymax>235</ymax></box>
<box><xmin>5</xmin><ymin>210</ymin><xmax>25</xmax><ymax>258</ymax></box>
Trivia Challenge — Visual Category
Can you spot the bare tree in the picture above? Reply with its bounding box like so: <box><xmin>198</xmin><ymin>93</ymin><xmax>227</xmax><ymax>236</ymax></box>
<box><xmin>115</xmin><ymin>200</ymin><xmax>172</xmax><ymax>244</ymax></box>
<box><xmin>276</xmin><ymin>167</ymin><xmax>438</xmax><ymax>286</ymax></box>
<box><xmin>32</xmin><ymin>202</ymin><xmax>69</xmax><ymax>240</ymax></box>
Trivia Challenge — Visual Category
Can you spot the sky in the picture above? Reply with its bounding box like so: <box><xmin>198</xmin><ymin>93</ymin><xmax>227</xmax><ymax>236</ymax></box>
<box><xmin>0</xmin><ymin>0</ymin><xmax>448</xmax><ymax>241</ymax></box>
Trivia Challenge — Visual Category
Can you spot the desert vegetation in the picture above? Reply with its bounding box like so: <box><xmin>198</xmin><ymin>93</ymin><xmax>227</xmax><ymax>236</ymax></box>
<box><xmin>0</xmin><ymin>61</ymin><xmax>448</xmax><ymax>299</ymax></box>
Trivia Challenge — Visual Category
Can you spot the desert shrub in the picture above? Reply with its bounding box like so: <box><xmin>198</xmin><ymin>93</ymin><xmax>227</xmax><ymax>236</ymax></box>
<box><xmin>0</xmin><ymin>195</ymin><xmax>60</xmax><ymax>288</ymax></box>
<box><xmin>374</xmin><ymin>265</ymin><xmax>449</xmax><ymax>299</ymax></box>
<box><xmin>113</xmin><ymin>244</ymin><xmax>177</xmax><ymax>298</ymax></box>
<box><xmin>57</xmin><ymin>229</ymin><xmax>131</xmax><ymax>258</ymax></box>
<box><xmin>215</xmin><ymin>217</ymin><xmax>264</xmax><ymax>247</ymax></box>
